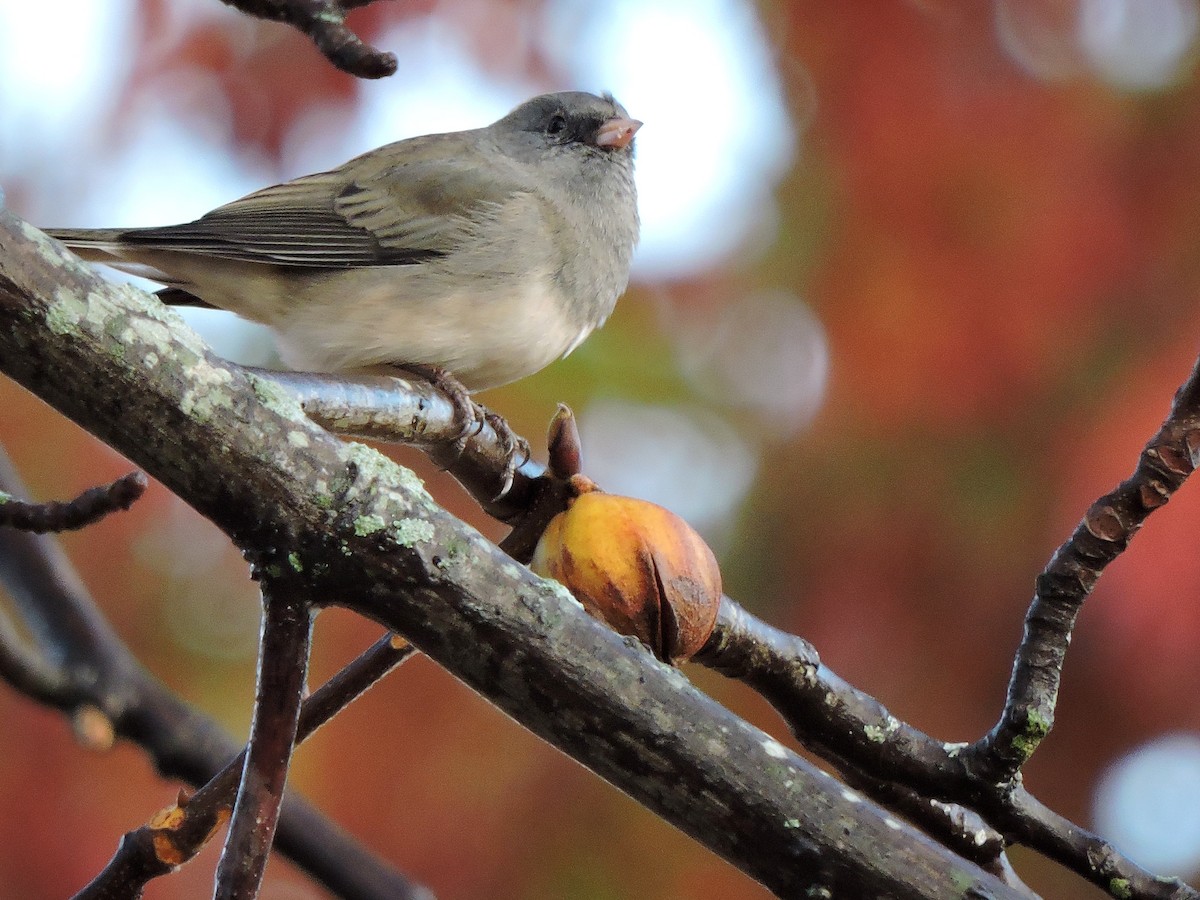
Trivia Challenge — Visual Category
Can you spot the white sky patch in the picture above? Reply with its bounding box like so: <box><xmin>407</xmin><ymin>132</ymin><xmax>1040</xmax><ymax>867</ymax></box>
<box><xmin>1079</xmin><ymin>0</ymin><xmax>1200</xmax><ymax>89</ymax></box>
<box><xmin>77</xmin><ymin>81</ymin><xmax>274</xmax><ymax>226</ymax></box>
<box><xmin>542</xmin><ymin>0</ymin><xmax>795</xmax><ymax>279</ymax></box>
<box><xmin>285</xmin><ymin>16</ymin><xmax>537</xmax><ymax>175</ymax></box>
<box><xmin>0</xmin><ymin>1</ymin><xmax>133</xmax><ymax>159</ymax></box>
<box><xmin>0</xmin><ymin>1</ymin><xmax>137</xmax><ymax>222</ymax></box>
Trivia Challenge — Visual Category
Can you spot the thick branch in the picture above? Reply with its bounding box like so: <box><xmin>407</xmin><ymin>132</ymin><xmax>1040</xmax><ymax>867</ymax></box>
<box><xmin>0</xmin><ymin>211</ymin><xmax>1018</xmax><ymax>897</ymax></box>
<box><xmin>250</xmin><ymin>368</ymin><xmax>562</xmax><ymax>527</ymax></box>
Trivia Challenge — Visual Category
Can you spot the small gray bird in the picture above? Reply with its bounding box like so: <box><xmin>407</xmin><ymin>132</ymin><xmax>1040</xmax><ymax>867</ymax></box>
<box><xmin>47</xmin><ymin>91</ymin><xmax>640</xmax><ymax>394</ymax></box>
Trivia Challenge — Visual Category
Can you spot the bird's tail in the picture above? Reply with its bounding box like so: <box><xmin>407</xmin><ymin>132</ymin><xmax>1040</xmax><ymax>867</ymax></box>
<box><xmin>42</xmin><ymin>227</ymin><xmax>185</xmax><ymax>290</ymax></box>
<box><xmin>43</xmin><ymin>227</ymin><xmax>130</xmax><ymax>263</ymax></box>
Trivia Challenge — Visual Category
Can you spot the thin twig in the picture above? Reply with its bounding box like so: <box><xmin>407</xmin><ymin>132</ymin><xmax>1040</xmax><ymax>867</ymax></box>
<box><xmin>966</xmin><ymin>354</ymin><xmax>1200</xmax><ymax>783</ymax></box>
<box><xmin>215</xmin><ymin>580</ymin><xmax>314</xmax><ymax>899</ymax></box>
<box><xmin>76</xmin><ymin>634</ymin><xmax>422</xmax><ymax>899</ymax></box>
<box><xmin>0</xmin><ymin>471</ymin><xmax>146</xmax><ymax>533</ymax></box>
<box><xmin>991</xmin><ymin>788</ymin><xmax>1196</xmax><ymax>900</ymax></box>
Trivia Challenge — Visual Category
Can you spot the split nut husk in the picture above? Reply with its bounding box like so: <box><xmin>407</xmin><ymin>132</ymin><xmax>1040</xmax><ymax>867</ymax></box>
<box><xmin>531</xmin><ymin>491</ymin><xmax>722</xmax><ymax>663</ymax></box>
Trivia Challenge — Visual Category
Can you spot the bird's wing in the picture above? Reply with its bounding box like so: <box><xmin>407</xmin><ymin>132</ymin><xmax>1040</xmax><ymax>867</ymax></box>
<box><xmin>118</xmin><ymin>138</ymin><xmax>528</xmax><ymax>268</ymax></box>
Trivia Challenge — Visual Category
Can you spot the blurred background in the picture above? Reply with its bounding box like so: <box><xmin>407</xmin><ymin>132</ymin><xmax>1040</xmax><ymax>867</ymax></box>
<box><xmin>3</xmin><ymin>0</ymin><xmax>1200</xmax><ymax>896</ymax></box>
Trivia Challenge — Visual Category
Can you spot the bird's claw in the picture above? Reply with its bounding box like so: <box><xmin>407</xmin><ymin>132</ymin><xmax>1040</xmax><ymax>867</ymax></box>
<box><xmin>392</xmin><ymin>364</ymin><xmax>528</xmax><ymax>494</ymax></box>
<box><xmin>480</xmin><ymin>408</ymin><xmax>531</xmax><ymax>500</ymax></box>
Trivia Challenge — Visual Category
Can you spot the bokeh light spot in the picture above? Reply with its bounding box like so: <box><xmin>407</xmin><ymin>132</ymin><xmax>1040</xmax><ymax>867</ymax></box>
<box><xmin>1093</xmin><ymin>733</ymin><xmax>1200</xmax><ymax>877</ymax></box>
<box><xmin>578</xmin><ymin>400</ymin><xmax>757</xmax><ymax>543</ymax></box>
<box><xmin>676</xmin><ymin>291</ymin><xmax>829</xmax><ymax>438</ymax></box>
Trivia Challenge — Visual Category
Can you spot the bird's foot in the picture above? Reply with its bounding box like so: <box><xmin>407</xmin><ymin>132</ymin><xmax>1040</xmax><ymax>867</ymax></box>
<box><xmin>390</xmin><ymin>364</ymin><xmax>530</xmax><ymax>499</ymax></box>
<box><xmin>393</xmin><ymin>363</ymin><xmax>483</xmax><ymax>455</ymax></box>
<box><xmin>479</xmin><ymin>406</ymin><xmax>532</xmax><ymax>500</ymax></box>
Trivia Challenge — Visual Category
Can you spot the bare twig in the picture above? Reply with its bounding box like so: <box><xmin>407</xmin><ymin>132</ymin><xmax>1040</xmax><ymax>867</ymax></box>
<box><xmin>215</xmin><ymin>580</ymin><xmax>314</xmax><ymax>898</ymax></box>
<box><xmin>0</xmin><ymin>470</ymin><xmax>146</xmax><ymax>532</ymax></box>
<box><xmin>966</xmin><ymin>354</ymin><xmax>1200</xmax><ymax>783</ymax></box>
<box><xmin>220</xmin><ymin>0</ymin><xmax>397</xmax><ymax>78</ymax></box>
<box><xmin>77</xmin><ymin>634</ymin><xmax>421</xmax><ymax>899</ymax></box>
<box><xmin>989</xmin><ymin>787</ymin><xmax>1195</xmax><ymax>900</ymax></box>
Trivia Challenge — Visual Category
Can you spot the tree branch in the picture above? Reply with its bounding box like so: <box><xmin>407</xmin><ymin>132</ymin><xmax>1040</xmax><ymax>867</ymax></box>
<box><xmin>0</xmin><ymin>448</ymin><xmax>428</xmax><ymax>899</ymax></box>
<box><xmin>0</xmin><ymin>470</ymin><xmax>146</xmax><ymax>532</ymax></box>
<box><xmin>0</xmin><ymin>209</ymin><xmax>1019</xmax><ymax>897</ymax></box>
<box><xmin>697</xmin><ymin>597</ymin><xmax>1197</xmax><ymax>898</ymax></box>
<box><xmin>75</xmin><ymin>634</ymin><xmax>420</xmax><ymax>898</ymax></box>
<box><xmin>215</xmin><ymin>579</ymin><xmax>313</xmax><ymax>898</ymax></box>
<box><xmin>966</xmin><ymin>353</ymin><xmax>1200</xmax><ymax>782</ymax></box>
<box><xmin>221</xmin><ymin>0</ymin><xmax>397</xmax><ymax>78</ymax></box>
<box><xmin>249</xmin><ymin>367</ymin><xmax>561</xmax><ymax>528</ymax></box>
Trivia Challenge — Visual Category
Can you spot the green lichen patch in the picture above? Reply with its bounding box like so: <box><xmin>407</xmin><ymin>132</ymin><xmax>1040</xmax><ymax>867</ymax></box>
<box><xmin>342</xmin><ymin>442</ymin><xmax>431</xmax><ymax>506</ymax></box>
<box><xmin>247</xmin><ymin>373</ymin><xmax>308</xmax><ymax>424</ymax></box>
<box><xmin>179</xmin><ymin>360</ymin><xmax>236</xmax><ymax>423</ymax></box>
<box><xmin>122</xmin><ymin>319</ymin><xmax>175</xmax><ymax>357</ymax></box>
<box><xmin>393</xmin><ymin>517</ymin><xmax>435</xmax><ymax>546</ymax></box>
<box><xmin>1026</xmin><ymin>708</ymin><xmax>1052</xmax><ymax>738</ymax></box>
<box><xmin>46</xmin><ymin>288</ymin><xmax>87</xmax><ymax>335</ymax></box>
<box><xmin>354</xmin><ymin>514</ymin><xmax>388</xmax><ymax>536</ymax></box>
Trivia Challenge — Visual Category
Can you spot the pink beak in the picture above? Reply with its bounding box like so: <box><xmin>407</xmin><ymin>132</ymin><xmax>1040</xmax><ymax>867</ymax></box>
<box><xmin>596</xmin><ymin>116</ymin><xmax>642</xmax><ymax>150</ymax></box>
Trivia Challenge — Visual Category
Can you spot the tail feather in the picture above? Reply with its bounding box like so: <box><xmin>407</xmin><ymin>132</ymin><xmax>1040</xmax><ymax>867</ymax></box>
<box><xmin>155</xmin><ymin>287</ymin><xmax>215</xmax><ymax>309</ymax></box>
<box><xmin>44</xmin><ymin>227</ymin><xmax>129</xmax><ymax>263</ymax></box>
<box><xmin>44</xmin><ymin>227</ymin><xmax>177</xmax><ymax>283</ymax></box>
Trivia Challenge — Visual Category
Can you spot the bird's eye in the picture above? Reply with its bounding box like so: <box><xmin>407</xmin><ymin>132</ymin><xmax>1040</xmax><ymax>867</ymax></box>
<box><xmin>546</xmin><ymin>114</ymin><xmax>568</xmax><ymax>137</ymax></box>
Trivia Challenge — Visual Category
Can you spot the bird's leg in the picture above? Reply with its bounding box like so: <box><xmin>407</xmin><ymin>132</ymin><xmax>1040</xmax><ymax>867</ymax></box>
<box><xmin>391</xmin><ymin>363</ymin><xmax>483</xmax><ymax>455</ymax></box>
<box><xmin>389</xmin><ymin>364</ymin><xmax>530</xmax><ymax>499</ymax></box>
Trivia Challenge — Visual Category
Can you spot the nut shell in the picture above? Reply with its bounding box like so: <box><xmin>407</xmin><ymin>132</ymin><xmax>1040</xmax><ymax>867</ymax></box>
<box><xmin>531</xmin><ymin>491</ymin><xmax>722</xmax><ymax>663</ymax></box>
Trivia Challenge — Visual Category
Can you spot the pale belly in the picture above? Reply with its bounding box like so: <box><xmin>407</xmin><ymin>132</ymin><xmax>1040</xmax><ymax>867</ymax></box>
<box><xmin>270</xmin><ymin>269</ymin><xmax>595</xmax><ymax>391</ymax></box>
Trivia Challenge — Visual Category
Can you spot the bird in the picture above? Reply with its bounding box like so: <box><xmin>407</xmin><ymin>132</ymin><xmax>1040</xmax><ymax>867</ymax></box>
<box><xmin>45</xmin><ymin>91</ymin><xmax>641</xmax><ymax>413</ymax></box>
